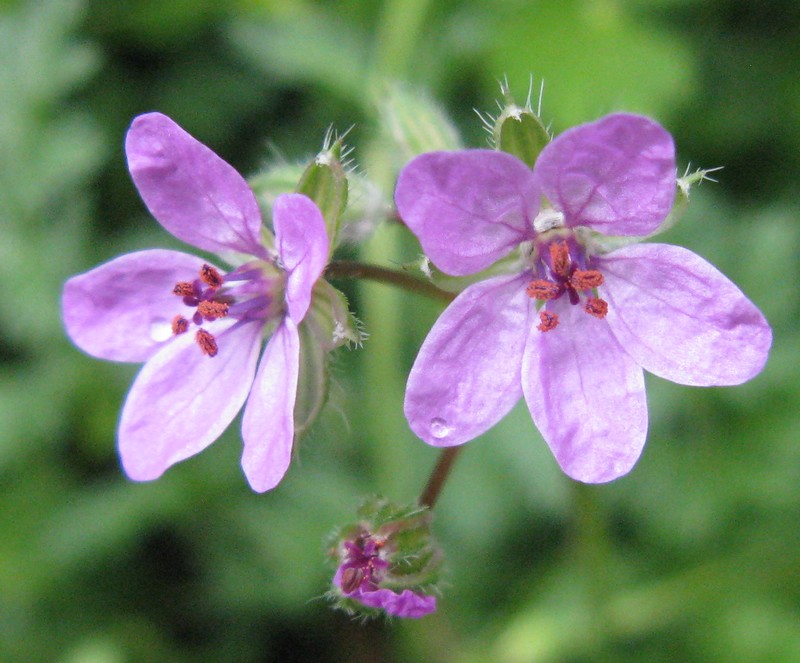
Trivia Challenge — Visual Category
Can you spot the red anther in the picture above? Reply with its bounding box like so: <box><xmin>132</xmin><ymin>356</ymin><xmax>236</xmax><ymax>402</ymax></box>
<box><xmin>570</xmin><ymin>269</ymin><xmax>604</xmax><ymax>290</ymax></box>
<box><xmin>549</xmin><ymin>242</ymin><xmax>571</xmax><ymax>278</ymax></box>
<box><xmin>200</xmin><ymin>264</ymin><xmax>224</xmax><ymax>288</ymax></box>
<box><xmin>173</xmin><ymin>281</ymin><xmax>194</xmax><ymax>297</ymax></box>
<box><xmin>526</xmin><ymin>279</ymin><xmax>561</xmax><ymax>300</ymax></box>
<box><xmin>197</xmin><ymin>300</ymin><xmax>229</xmax><ymax>320</ymax></box>
<box><xmin>537</xmin><ymin>310</ymin><xmax>559</xmax><ymax>332</ymax></box>
<box><xmin>195</xmin><ymin>329</ymin><xmax>218</xmax><ymax>356</ymax></box>
<box><xmin>340</xmin><ymin>567</ymin><xmax>364</xmax><ymax>594</ymax></box>
<box><xmin>585</xmin><ymin>297</ymin><xmax>609</xmax><ymax>319</ymax></box>
<box><xmin>172</xmin><ymin>315</ymin><xmax>189</xmax><ymax>335</ymax></box>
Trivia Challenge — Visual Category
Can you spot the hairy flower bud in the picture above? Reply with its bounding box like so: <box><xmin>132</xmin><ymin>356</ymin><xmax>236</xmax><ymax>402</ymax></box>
<box><xmin>326</xmin><ymin>497</ymin><xmax>443</xmax><ymax>619</ymax></box>
<box><xmin>486</xmin><ymin>79</ymin><xmax>550</xmax><ymax>168</ymax></box>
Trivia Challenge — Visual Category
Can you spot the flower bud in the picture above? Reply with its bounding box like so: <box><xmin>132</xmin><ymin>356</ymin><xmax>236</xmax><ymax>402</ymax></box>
<box><xmin>489</xmin><ymin>80</ymin><xmax>550</xmax><ymax>168</ymax></box>
<box><xmin>296</xmin><ymin>128</ymin><xmax>350</xmax><ymax>249</ymax></box>
<box><xmin>379</xmin><ymin>82</ymin><xmax>463</xmax><ymax>161</ymax></box>
<box><xmin>326</xmin><ymin>497</ymin><xmax>443</xmax><ymax>619</ymax></box>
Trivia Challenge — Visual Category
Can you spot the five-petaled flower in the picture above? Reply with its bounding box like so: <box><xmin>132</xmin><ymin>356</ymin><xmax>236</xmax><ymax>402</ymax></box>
<box><xmin>62</xmin><ymin>112</ymin><xmax>329</xmax><ymax>492</ymax></box>
<box><xmin>396</xmin><ymin>113</ymin><xmax>772</xmax><ymax>482</ymax></box>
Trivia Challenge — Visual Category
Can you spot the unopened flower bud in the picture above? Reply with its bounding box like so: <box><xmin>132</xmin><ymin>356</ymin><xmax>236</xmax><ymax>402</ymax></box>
<box><xmin>488</xmin><ymin>80</ymin><xmax>550</xmax><ymax>168</ymax></box>
<box><xmin>296</xmin><ymin>128</ymin><xmax>351</xmax><ymax>249</ymax></box>
<box><xmin>326</xmin><ymin>497</ymin><xmax>443</xmax><ymax>619</ymax></box>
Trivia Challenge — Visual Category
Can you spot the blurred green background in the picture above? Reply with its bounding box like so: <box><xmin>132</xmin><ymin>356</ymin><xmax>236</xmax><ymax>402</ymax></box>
<box><xmin>1</xmin><ymin>0</ymin><xmax>798</xmax><ymax>661</ymax></box>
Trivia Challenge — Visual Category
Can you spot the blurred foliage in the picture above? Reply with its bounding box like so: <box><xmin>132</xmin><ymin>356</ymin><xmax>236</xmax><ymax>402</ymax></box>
<box><xmin>1</xmin><ymin>0</ymin><xmax>798</xmax><ymax>661</ymax></box>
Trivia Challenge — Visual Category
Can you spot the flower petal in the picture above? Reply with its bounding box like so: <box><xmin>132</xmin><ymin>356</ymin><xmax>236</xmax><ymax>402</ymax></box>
<box><xmin>119</xmin><ymin>319</ymin><xmax>262</xmax><ymax>481</ymax></box>
<box><xmin>126</xmin><ymin>112</ymin><xmax>265</xmax><ymax>257</ymax></box>
<box><xmin>273</xmin><ymin>193</ymin><xmax>329</xmax><ymax>323</ymax></box>
<box><xmin>404</xmin><ymin>273</ymin><xmax>532</xmax><ymax>447</ymax></box>
<box><xmin>535</xmin><ymin>113</ymin><xmax>675</xmax><ymax>236</ymax></box>
<box><xmin>62</xmin><ymin>249</ymin><xmax>212</xmax><ymax>362</ymax></box>
<box><xmin>523</xmin><ymin>301</ymin><xmax>648</xmax><ymax>483</ymax></box>
<box><xmin>241</xmin><ymin>318</ymin><xmax>300</xmax><ymax>492</ymax></box>
<box><xmin>351</xmin><ymin>588</ymin><xmax>436</xmax><ymax>619</ymax></box>
<box><xmin>601</xmin><ymin>243</ymin><xmax>772</xmax><ymax>386</ymax></box>
<box><xmin>395</xmin><ymin>150</ymin><xmax>538</xmax><ymax>276</ymax></box>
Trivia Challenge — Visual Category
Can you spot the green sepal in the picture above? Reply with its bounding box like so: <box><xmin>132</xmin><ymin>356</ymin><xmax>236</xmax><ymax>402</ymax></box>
<box><xmin>496</xmin><ymin>106</ymin><xmax>550</xmax><ymax>168</ymax></box>
<box><xmin>293</xmin><ymin>318</ymin><xmax>329</xmax><ymax>439</ymax></box>
<box><xmin>305</xmin><ymin>279</ymin><xmax>364</xmax><ymax>351</ymax></box>
<box><xmin>296</xmin><ymin>132</ymin><xmax>349</xmax><ymax>250</ymax></box>
<box><xmin>293</xmin><ymin>280</ymin><xmax>362</xmax><ymax>437</ymax></box>
<box><xmin>656</xmin><ymin>166</ymin><xmax>721</xmax><ymax>236</ymax></box>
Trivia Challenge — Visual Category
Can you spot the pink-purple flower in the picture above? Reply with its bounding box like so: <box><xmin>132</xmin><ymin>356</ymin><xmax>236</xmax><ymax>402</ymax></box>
<box><xmin>395</xmin><ymin>113</ymin><xmax>772</xmax><ymax>483</ymax></box>
<box><xmin>62</xmin><ymin>112</ymin><xmax>329</xmax><ymax>492</ymax></box>
<box><xmin>333</xmin><ymin>531</ymin><xmax>437</xmax><ymax>618</ymax></box>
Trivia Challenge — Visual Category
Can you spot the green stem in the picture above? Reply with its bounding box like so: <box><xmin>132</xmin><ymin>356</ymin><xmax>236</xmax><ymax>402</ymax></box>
<box><xmin>325</xmin><ymin>260</ymin><xmax>455</xmax><ymax>303</ymax></box>
<box><xmin>418</xmin><ymin>447</ymin><xmax>463</xmax><ymax>509</ymax></box>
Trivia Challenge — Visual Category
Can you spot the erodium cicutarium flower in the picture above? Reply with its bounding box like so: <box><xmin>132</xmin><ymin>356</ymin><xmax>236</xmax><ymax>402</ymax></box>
<box><xmin>327</xmin><ymin>498</ymin><xmax>441</xmax><ymax>619</ymax></box>
<box><xmin>62</xmin><ymin>112</ymin><xmax>329</xmax><ymax>492</ymax></box>
<box><xmin>395</xmin><ymin>113</ymin><xmax>772</xmax><ymax>483</ymax></box>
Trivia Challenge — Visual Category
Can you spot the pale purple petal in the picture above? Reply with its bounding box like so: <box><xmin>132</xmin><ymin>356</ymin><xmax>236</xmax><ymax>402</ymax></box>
<box><xmin>62</xmin><ymin>249</ymin><xmax>212</xmax><ymax>362</ymax></box>
<box><xmin>241</xmin><ymin>318</ymin><xmax>300</xmax><ymax>492</ymax></box>
<box><xmin>119</xmin><ymin>319</ymin><xmax>262</xmax><ymax>481</ymax></box>
<box><xmin>395</xmin><ymin>150</ymin><xmax>539</xmax><ymax>276</ymax></box>
<box><xmin>351</xmin><ymin>588</ymin><xmax>437</xmax><ymax>618</ymax></box>
<box><xmin>535</xmin><ymin>114</ymin><xmax>675</xmax><ymax>236</ymax></box>
<box><xmin>273</xmin><ymin>193</ymin><xmax>329</xmax><ymax>323</ymax></box>
<box><xmin>126</xmin><ymin>112</ymin><xmax>265</xmax><ymax>257</ymax></box>
<box><xmin>405</xmin><ymin>273</ymin><xmax>532</xmax><ymax>447</ymax></box>
<box><xmin>522</xmin><ymin>301</ymin><xmax>648</xmax><ymax>483</ymax></box>
<box><xmin>601</xmin><ymin>243</ymin><xmax>772</xmax><ymax>386</ymax></box>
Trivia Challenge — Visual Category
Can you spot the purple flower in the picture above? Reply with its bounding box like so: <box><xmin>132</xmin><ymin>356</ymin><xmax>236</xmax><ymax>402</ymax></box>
<box><xmin>333</xmin><ymin>531</ymin><xmax>437</xmax><ymax>619</ymax></box>
<box><xmin>395</xmin><ymin>113</ymin><xmax>772</xmax><ymax>483</ymax></box>
<box><xmin>62</xmin><ymin>112</ymin><xmax>329</xmax><ymax>492</ymax></box>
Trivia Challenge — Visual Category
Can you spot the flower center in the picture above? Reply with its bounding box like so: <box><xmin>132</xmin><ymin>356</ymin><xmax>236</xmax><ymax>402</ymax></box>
<box><xmin>170</xmin><ymin>262</ymin><xmax>276</xmax><ymax>356</ymax></box>
<box><xmin>339</xmin><ymin>531</ymin><xmax>389</xmax><ymax>594</ymax></box>
<box><xmin>526</xmin><ymin>240</ymin><xmax>608</xmax><ymax>332</ymax></box>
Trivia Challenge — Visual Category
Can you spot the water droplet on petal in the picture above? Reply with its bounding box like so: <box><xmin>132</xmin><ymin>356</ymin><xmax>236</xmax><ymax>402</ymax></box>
<box><xmin>429</xmin><ymin>417</ymin><xmax>453</xmax><ymax>440</ymax></box>
<box><xmin>149</xmin><ymin>318</ymin><xmax>172</xmax><ymax>342</ymax></box>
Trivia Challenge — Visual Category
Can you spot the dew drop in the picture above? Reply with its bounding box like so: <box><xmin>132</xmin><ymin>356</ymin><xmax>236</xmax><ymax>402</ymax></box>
<box><xmin>149</xmin><ymin>318</ymin><xmax>172</xmax><ymax>342</ymax></box>
<box><xmin>429</xmin><ymin>417</ymin><xmax>453</xmax><ymax>440</ymax></box>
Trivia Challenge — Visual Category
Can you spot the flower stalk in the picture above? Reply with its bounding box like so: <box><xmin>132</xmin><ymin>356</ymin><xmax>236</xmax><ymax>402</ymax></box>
<box><xmin>326</xmin><ymin>259</ymin><xmax>455</xmax><ymax>303</ymax></box>
<box><xmin>418</xmin><ymin>446</ymin><xmax>463</xmax><ymax>509</ymax></box>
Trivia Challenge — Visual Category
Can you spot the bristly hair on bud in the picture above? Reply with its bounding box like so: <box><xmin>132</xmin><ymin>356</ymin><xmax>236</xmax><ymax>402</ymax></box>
<box><xmin>325</xmin><ymin>496</ymin><xmax>443</xmax><ymax>620</ymax></box>
<box><xmin>294</xmin><ymin>126</ymin><xmax>354</xmax><ymax>251</ymax></box>
<box><xmin>474</xmin><ymin>75</ymin><xmax>551</xmax><ymax>168</ymax></box>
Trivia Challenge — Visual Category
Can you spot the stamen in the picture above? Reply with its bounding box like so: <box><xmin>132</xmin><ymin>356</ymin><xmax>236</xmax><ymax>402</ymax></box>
<box><xmin>172</xmin><ymin>315</ymin><xmax>189</xmax><ymax>335</ymax></box>
<box><xmin>537</xmin><ymin>310</ymin><xmax>559</xmax><ymax>332</ymax></box>
<box><xmin>585</xmin><ymin>297</ymin><xmax>608</xmax><ymax>319</ymax></box>
<box><xmin>570</xmin><ymin>269</ymin><xmax>604</xmax><ymax>290</ymax></box>
<box><xmin>200</xmin><ymin>264</ymin><xmax>224</xmax><ymax>288</ymax></box>
<box><xmin>549</xmin><ymin>242</ymin><xmax>571</xmax><ymax>278</ymax></box>
<box><xmin>341</xmin><ymin>567</ymin><xmax>364</xmax><ymax>594</ymax></box>
<box><xmin>173</xmin><ymin>281</ymin><xmax>194</xmax><ymax>297</ymax></box>
<box><xmin>195</xmin><ymin>329</ymin><xmax>218</xmax><ymax>357</ymax></box>
<box><xmin>526</xmin><ymin>279</ymin><xmax>561</xmax><ymax>300</ymax></box>
<box><xmin>197</xmin><ymin>300</ymin><xmax>229</xmax><ymax>320</ymax></box>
